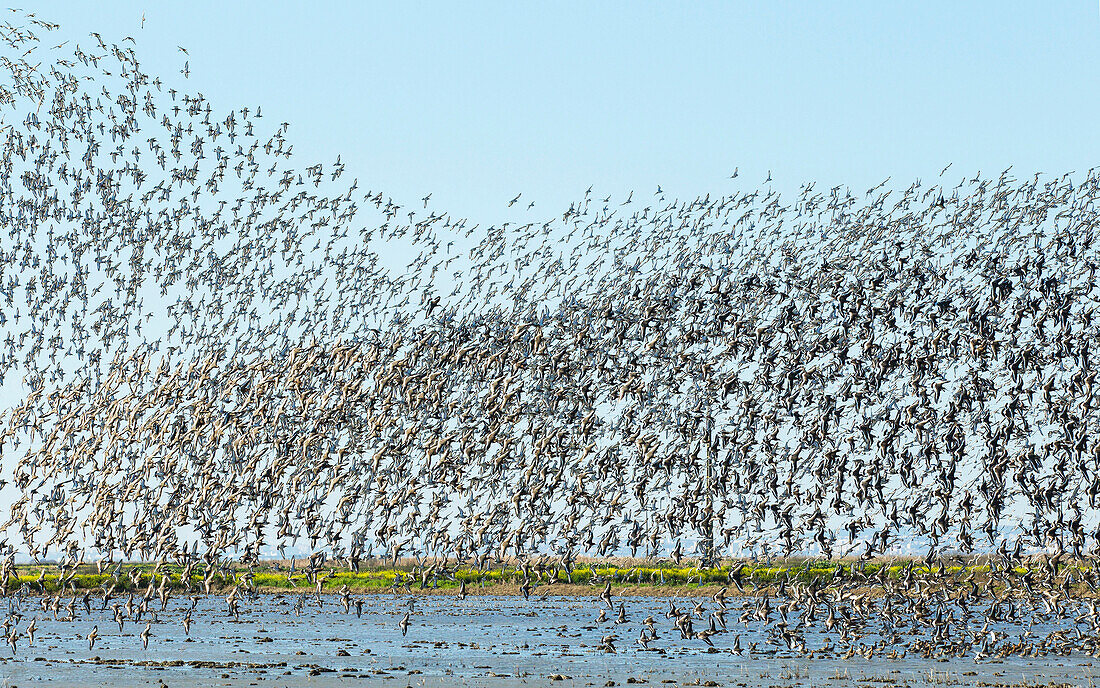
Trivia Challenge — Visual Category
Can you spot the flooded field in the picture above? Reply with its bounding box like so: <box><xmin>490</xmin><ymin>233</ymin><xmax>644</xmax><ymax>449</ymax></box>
<box><xmin>1</xmin><ymin>594</ymin><xmax>1097</xmax><ymax>688</ymax></box>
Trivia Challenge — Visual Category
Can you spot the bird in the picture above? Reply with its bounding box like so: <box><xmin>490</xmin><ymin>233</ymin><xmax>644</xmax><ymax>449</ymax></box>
<box><xmin>0</xmin><ymin>6</ymin><xmax>1094</xmax><ymax>666</ymax></box>
<box><xmin>600</xmin><ymin>581</ymin><xmax>613</xmax><ymax>609</ymax></box>
<box><xmin>615</xmin><ymin>602</ymin><xmax>627</xmax><ymax>624</ymax></box>
<box><xmin>600</xmin><ymin>634</ymin><xmax>617</xmax><ymax>653</ymax></box>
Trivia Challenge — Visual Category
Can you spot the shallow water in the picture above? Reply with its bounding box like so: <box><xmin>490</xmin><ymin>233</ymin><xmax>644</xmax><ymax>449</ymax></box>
<box><xmin>1</xmin><ymin>593</ymin><xmax>1097</xmax><ymax>687</ymax></box>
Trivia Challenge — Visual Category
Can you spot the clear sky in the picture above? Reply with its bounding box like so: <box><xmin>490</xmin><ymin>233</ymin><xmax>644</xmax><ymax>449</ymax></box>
<box><xmin>32</xmin><ymin>2</ymin><xmax>1100</xmax><ymax>227</ymax></box>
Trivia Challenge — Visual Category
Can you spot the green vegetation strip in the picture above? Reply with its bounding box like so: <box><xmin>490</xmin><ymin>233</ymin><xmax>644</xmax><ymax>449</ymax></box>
<box><xmin>0</xmin><ymin>560</ymin><xmax>1036</xmax><ymax>594</ymax></box>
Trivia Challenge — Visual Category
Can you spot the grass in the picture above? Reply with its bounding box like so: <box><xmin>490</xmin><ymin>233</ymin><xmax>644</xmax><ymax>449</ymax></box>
<box><xmin>0</xmin><ymin>557</ymin><xmax>1061</xmax><ymax>596</ymax></box>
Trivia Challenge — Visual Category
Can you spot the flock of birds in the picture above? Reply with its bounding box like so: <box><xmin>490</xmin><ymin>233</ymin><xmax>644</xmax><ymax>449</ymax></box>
<box><xmin>0</xmin><ymin>8</ymin><xmax>1098</xmax><ymax>664</ymax></box>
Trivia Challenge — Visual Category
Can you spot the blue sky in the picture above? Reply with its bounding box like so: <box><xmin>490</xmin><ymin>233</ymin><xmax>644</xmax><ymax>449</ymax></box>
<box><xmin>34</xmin><ymin>2</ymin><xmax>1100</xmax><ymax>222</ymax></box>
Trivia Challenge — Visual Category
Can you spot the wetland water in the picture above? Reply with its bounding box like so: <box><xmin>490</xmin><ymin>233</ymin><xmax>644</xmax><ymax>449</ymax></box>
<box><xmin>1</xmin><ymin>594</ymin><xmax>1096</xmax><ymax>687</ymax></box>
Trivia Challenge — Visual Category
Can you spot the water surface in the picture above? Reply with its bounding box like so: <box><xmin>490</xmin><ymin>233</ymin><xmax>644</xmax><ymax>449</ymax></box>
<box><xmin>1</xmin><ymin>593</ymin><xmax>1096</xmax><ymax>687</ymax></box>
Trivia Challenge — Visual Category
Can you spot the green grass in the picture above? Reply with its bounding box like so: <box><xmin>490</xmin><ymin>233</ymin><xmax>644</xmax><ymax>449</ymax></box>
<box><xmin>2</xmin><ymin>558</ymin><xmax>1075</xmax><ymax>596</ymax></box>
